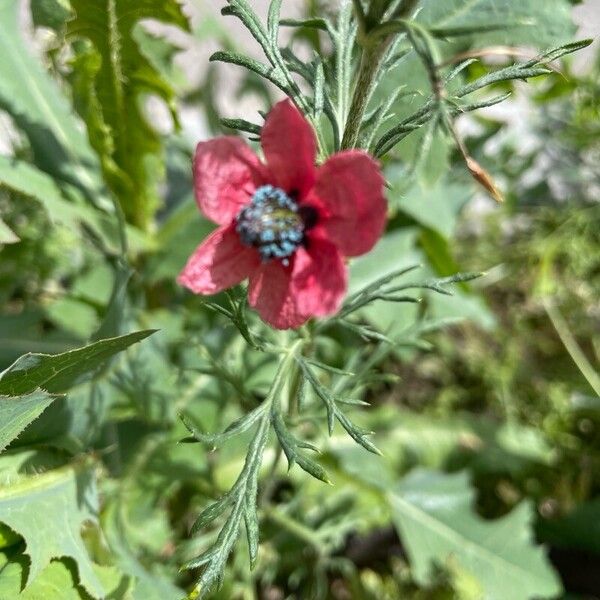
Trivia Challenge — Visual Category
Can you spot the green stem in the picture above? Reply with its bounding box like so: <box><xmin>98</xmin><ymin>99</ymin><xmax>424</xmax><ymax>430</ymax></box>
<box><xmin>544</xmin><ymin>300</ymin><xmax>600</xmax><ymax>397</ymax></box>
<box><xmin>341</xmin><ymin>0</ymin><xmax>420</xmax><ymax>149</ymax></box>
<box><xmin>341</xmin><ymin>40</ymin><xmax>390</xmax><ymax>149</ymax></box>
<box><xmin>258</xmin><ymin>338</ymin><xmax>305</xmax><ymax>506</ymax></box>
<box><xmin>265</xmin><ymin>507</ymin><xmax>324</xmax><ymax>552</ymax></box>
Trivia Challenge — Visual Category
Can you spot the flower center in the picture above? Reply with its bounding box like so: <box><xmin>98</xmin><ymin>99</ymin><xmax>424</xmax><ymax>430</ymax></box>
<box><xmin>236</xmin><ymin>185</ymin><xmax>306</xmax><ymax>264</ymax></box>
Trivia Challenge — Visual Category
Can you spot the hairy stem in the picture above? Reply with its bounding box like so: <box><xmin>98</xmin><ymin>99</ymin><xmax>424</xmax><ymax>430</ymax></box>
<box><xmin>342</xmin><ymin>0</ymin><xmax>420</xmax><ymax>149</ymax></box>
<box><xmin>341</xmin><ymin>41</ymin><xmax>391</xmax><ymax>149</ymax></box>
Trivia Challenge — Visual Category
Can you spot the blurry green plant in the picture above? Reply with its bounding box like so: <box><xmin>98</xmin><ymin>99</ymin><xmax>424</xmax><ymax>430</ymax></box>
<box><xmin>0</xmin><ymin>0</ymin><xmax>594</xmax><ymax>599</ymax></box>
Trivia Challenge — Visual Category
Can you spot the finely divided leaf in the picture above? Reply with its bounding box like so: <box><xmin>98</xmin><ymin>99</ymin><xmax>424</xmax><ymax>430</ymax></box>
<box><xmin>389</xmin><ymin>469</ymin><xmax>562</xmax><ymax>600</ymax></box>
<box><xmin>0</xmin><ymin>330</ymin><xmax>156</xmax><ymax>396</ymax></box>
<box><xmin>0</xmin><ymin>391</ymin><xmax>55</xmax><ymax>453</ymax></box>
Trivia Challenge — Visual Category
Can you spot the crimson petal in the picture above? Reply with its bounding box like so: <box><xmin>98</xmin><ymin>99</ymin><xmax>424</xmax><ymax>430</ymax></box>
<box><xmin>308</xmin><ymin>150</ymin><xmax>387</xmax><ymax>257</ymax></box>
<box><xmin>248</xmin><ymin>260</ymin><xmax>307</xmax><ymax>330</ymax></box>
<box><xmin>178</xmin><ymin>225</ymin><xmax>260</xmax><ymax>295</ymax></box>
<box><xmin>194</xmin><ymin>137</ymin><xmax>268</xmax><ymax>225</ymax></box>
<box><xmin>248</xmin><ymin>239</ymin><xmax>347</xmax><ymax>329</ymax></box>
<box><xmin>261</xmin><ymin>99</ymin><xmax>317</xmax><ymax>198</ymax></box>
<box><xmin>291</xmin><ymin>238</ymin><xmax>347</xmax><ymax>318</ymax></box>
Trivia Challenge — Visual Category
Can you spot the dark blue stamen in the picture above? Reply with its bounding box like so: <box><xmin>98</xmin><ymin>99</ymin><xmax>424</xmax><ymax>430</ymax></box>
<box><xmin>236</xmin><ymin>185</ymin><xmax>311</xmax><ymax>265</ymax></box>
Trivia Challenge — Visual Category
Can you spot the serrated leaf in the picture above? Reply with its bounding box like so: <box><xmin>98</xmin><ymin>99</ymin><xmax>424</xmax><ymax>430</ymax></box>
<box><xmin>0</xmin><ymin>552</ymin><xmax>134</xmax><ymax>600</ymax></box>
<box><xmin>0</xmin><ymin>391</ymin><xmax>55</xmax><ymax>454</ymax></box>
<box><xmin>389</xmin><ymin>469</ymin><xmax>562</xmax><ymax>600</ymax></box>
<box><xmin>0</xmin><ymin>330</ymin><xmax>156</xmax><ymax>396</ymax></box>
<box><xmin>66</xmin><ymin>0</ymin><xmax>190</xmax><ymax>229</ymax></box>
<box><xmin>0</xmin><ymin>465</ymin><xmax>104</xmax><ymax>598</ymax></box>
<box><xmin>0</xmin><ymin>555</ymin><xmax>83</xmax><ymax>600</ymax></box>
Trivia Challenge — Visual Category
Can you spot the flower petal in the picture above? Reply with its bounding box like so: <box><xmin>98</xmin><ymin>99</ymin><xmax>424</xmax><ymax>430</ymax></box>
<box><xmin>194</xmin><ymin>137</ymin><xmax>268</xmax><ymax>225</ymax></box>
<box><xmin>178</xmin><ymin>225</ymin><xmax>260</xmax><ymax>294</ymax></box>
<box><xmin>308</xmin><ymin>150</ymin><xmax>387</xmax><ymax>257</ymax></box>
<box><xmin>248</xmin><ymin>239</ymin><xmax>347</xmax><ymax>329</ymax></box>
<box><xmin>248</xmin><ymin>260</ymin><xmax>307</xmax><ymax>330</ymax></box>
<box><xmin>291</xmin><ymin>238</ymin><xmax>347</xmax><ymax>318</ymax></box>
<box><xmin>261</xmin><ymin>99</ymin><xmax>317</xmax><ymax>198</ymax></box>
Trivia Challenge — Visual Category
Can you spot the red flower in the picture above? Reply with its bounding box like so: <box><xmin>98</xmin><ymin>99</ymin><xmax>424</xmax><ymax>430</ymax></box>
<box><xmin>178</xmin><ymin>99</ymin><xmax>387</xmax><ymax>329</ymax></box>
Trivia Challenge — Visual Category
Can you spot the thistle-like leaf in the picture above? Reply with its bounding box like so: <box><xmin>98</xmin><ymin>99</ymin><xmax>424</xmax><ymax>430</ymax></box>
<box><xmin>66</xmin><ymin>0</ymin><xmax>190</xmax><ymax>229</ymax></box>
<box><xmin>272</xmin><ymin>408</ymin><xmax>330</xmax><ymax>484</ymax></box>
<box><xmin>180</xmin><ymin>402</ymin><xmax>270</xmax><ymax>447</ymax></box>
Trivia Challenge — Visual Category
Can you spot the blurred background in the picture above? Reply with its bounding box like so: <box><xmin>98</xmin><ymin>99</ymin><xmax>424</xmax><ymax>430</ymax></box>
<box><xmin>0</xmin><ymin>1</ymin><xmax>599</xmax><ymax>599</ymax></box>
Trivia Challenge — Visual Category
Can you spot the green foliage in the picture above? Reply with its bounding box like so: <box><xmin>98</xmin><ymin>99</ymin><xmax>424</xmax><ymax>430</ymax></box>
<box><xmin>0</xmin><ymin>330</ymin><xmax>156</xmax><ymax>396</ymax></box>
<box><xmin>0</xmin><ymin>155</ymin><xmax>128</xmax><ymax>255</ymax></box>
<box><xmin>0</xmin><ymin>0</ymin><xmax>594</xmax><ymax>599</ymax></box>
<box><xmin>0</xmin><ymin>391</ymin><xmax>55</xmax><ymax>453</ymax></box>
<box><xmin>65</xmin><ymin>0</ymin><xmax>190</xmax><ymax>229</ymax></box>
<box><xmin>0</xmin><ymin>464</ymin><xmax>104</xmax><ymax>597</ymax></box>
<box><xmin>390</xmin><ymin>469</ymin><xmax>562</xmax><ymax>600</ymax></box>
<box><xmin>0</xmin><ymin>1</ymin><xmax>103</xmax><ymax>199</ymax></box>
<box><xmin>417</xmin><ymin>0</ymin><xmax>575</xmax><ymax>46</ymax></box>
<box><xmin>0</xmin><ymin>555</ymin><xmax>133</xmax><ymax>600</ymax></box>
<box><xmin>0</xmin><ymin>218</ymin><xmax>19</xmax><ymax>245</ymax></box>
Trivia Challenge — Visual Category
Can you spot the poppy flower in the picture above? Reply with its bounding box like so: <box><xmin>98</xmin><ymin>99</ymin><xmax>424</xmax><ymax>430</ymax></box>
<box><xmin>178</xmin><ymin>99</ymin><xmax>387</xmax><ymax>329</ymax></box>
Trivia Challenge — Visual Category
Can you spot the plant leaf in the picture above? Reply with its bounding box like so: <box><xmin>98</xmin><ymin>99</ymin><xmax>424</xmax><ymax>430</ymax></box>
<box><xmin>0</xmin><ymin>1</ymin><xmax>104</xmax><ymax>199</ymax></box>
<box><xmin>0</xmin><ymin>552</ymin><xmax>133</xmax><ymax>600</ymax></box>
<box><xmin>0</xmin><ymin>218</ymin><xmax>19</xmax><ymax>244</ymax></box>
<box><xmin>417</xmin><ymin>0</ymin><xmax>575</xmax><ymax>47</ymax></box>
<box><xmin>66</xmin><ymin>0</ymin><xmax>190</xmax><ymax>228</ymax></box>
<box><xmin>0</xmin><ymin>391</ymin><xmax>55</xmax><ymax>454</ymax></box>
<box><xmin>389</xmin><ymin>469</ymin><xmax>562</xmax><ymax>600</ymax></box>
<box><xmin>0</xmin><ymin>465</ymin><xmax>105</xmax><ymax>598</ymax></box>
<box><xmin>0</xmin><ymin>155</ymin><xmax>131</xmax><ymax>254</ymax></box>
<box><xmin>102</xmin><ymin>500</ymin><xmax>184</xmax><ymax>600</ymax></box>
<box><xmin>31</xmin><ymin>0</ymin><xmax>73</xmax><ymax>30</ymax></box>
<box><xmin>0</xmin><ymin>330</ymin><xmax>156</xmax><ymax>396</ymax></box>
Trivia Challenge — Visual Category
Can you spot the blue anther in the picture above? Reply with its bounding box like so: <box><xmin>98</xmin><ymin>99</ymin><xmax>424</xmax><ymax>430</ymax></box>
<box><xmin>236</xmin><ymin>185</ymin><xmax>308</xmax><ymax>262</ymax></box>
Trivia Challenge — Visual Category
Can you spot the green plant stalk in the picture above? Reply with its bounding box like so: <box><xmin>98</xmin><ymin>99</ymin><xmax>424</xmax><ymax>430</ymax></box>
<box><xmin>341</xmin><ymin>0</ymin><xmax>419</xmax><ymax>149</ymax></box>
<box><xmin>259</xmin><ymin>338</ymin><xmax>305</xmax><ymax>506</ymax></box>
<box><xmin>341</xmin><ymin>40</ymin><xmax>391</xmax><ymax>149</ymax></box>
<box><xmin>544</xmin><ymin>300</ymin><xmax>600</xmax><ymax>397</ymax></box>
<box><xmin>264</xmin><ymin>507</ymin><xmax>324</xmax><ymax>553</ymax></box>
